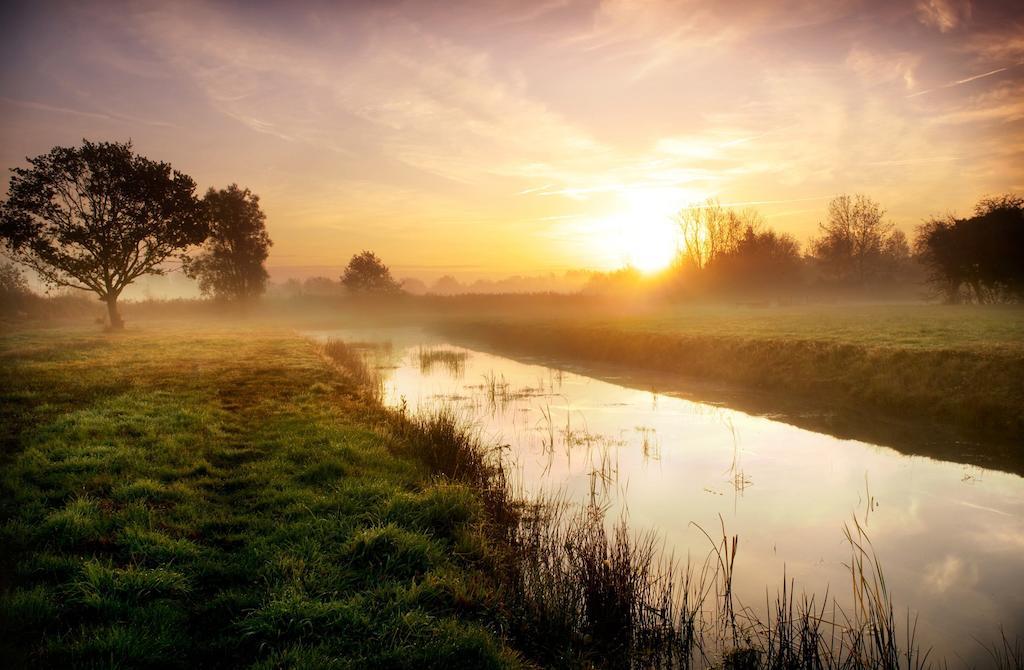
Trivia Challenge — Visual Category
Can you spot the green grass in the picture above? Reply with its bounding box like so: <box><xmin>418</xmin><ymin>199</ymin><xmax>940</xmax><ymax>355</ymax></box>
<box><xmin>0</xmin><ymin>327</ymin><xmax>522</xmax><ymax>669</ymax></box>
<box><xmin>558</xmin><ymin>303</ymin><xmax>1024</xmax><ymax>351</ymax></box>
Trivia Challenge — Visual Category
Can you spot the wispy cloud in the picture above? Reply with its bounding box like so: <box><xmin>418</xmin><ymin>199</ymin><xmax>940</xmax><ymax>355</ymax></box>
<box><xmin>908</xmin><ymin>65</ymin><xmax>1014</xmax><ymax>98</ymax></box>
<box><xmin>915</xmin><ymin>0</ymin><xmax>972</xmax><ymax>33</ymax></box>
<box><xmin>0</xmin><ymin>97</ymin><xmax>177</xmax><ymax>128</ymax></box>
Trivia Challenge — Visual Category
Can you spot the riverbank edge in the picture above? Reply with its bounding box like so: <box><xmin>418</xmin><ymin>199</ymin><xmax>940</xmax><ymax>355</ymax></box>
<box><xmin>437</xmin><ymin>320</ymin><xmax>1024</xmax><ymax>444</ymax></box>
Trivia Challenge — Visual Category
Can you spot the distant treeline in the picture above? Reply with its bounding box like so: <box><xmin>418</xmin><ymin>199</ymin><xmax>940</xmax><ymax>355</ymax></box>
<box><xmin>271</xmin><ymin>270</ymin><xmax>595</xmax><ymax>298</ymax></box>
<box><xmin>3</xmin><ymin>140</ymin><xmax>1023</xmax><ymax>329</ymax></box>
<box><xmin>586</xmin><ymin>193</ymin><xmax>1024</xmax><ymax>303</ymax></box>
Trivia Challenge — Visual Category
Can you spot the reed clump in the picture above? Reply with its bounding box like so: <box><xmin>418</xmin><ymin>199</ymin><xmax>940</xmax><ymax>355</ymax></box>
<box><xmin>385</xmin><ymin>408</ymin><xmax>942</xmax><ymax>669</ymax></box>
<box><xmin>418</xmin><ymin>346</ymin><xmax>469</xmax><ymax>376</ymax></box>
<box><xmin>321</xmin><ymin>338</ymin><xmax>384</xmax><ymax>400</ymax></box>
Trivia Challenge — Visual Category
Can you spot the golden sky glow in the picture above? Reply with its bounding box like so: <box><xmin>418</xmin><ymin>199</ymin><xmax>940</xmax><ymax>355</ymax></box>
<box><xmin>2</xmin><ymin>0</ymin><xmax>1023</xmax><ymax>280</ymax></box>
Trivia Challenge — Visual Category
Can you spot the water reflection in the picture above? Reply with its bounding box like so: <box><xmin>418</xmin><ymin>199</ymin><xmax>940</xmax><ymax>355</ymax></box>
<box><xmin>310</xmin><ymin>327</ymin><xmax>1024</xmax><ymax>662</ymax></box>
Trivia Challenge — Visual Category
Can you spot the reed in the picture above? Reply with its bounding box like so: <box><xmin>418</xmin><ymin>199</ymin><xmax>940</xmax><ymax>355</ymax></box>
<box><xmin>417</xmin><ymin>346</ymin><xmax>469</xmax><ymax>376</ymax></box>
<box><xmin>321</xmin><ymin>338</ymin><xmax>384</xmax><ymax>400</ymax></box>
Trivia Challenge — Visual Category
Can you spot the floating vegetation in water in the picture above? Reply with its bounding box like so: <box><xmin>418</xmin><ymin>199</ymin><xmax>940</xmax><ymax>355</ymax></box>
<box><xmin>635</xmin><ymin>425</ymin><xmax>661</xmax><ymax>461</ymax></box>
<box><xmin>417</xmin><ymin>346</ymin><xmax>469</xmax><ymax>376</ymax></box>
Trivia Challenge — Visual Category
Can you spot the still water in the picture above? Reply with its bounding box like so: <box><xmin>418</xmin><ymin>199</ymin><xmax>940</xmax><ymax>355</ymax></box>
<box><xmin>311</xmin><ymin>327</ymin><xmax>1023</xmax><ymax>662</ymax></box>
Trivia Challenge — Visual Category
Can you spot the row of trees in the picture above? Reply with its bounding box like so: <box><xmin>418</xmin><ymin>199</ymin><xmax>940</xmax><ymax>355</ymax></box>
<box><xmin>667</xmin><ymin>192</ymin><xmax>1021</xmax><ymax>303</ymax></box>
<box><xmin>335</xmin><ymin>194</ymin><xmax>1022</xmax><ymax>304</ymax></box>
<box><xmin>0</xmin><ymin>140</ymin><xmax>415</xmax><ymax>324</ymax></box>
<box><xmin>673</xmin><ymin>203</ymin><xmax>804</xmax><ymax>294</ymax></box>
<box><xmin>0</xmin><ymin>141</ymin><xmax>273</xmax><ymax>328</ymax></box>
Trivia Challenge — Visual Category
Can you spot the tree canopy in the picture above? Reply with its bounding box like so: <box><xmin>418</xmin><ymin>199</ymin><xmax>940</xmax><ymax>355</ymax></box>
<box><xmin>185</xmin><ymin>184</ymin><xmax>272</xmax><ymax>302</ymax></box>
<box><xmin>0</xmin><ymin>140</ymin><xmax>207</xmax><ymax>328</ymax></box>
<box><xmin>341</xmin><ymin>251</ymin><xmax>401</xmax><ymax>294</ymax></box>
<box><xmin>915</xmin><ymin>194</ymin><xmax>1024</xmax><ymax>303</ymax></box>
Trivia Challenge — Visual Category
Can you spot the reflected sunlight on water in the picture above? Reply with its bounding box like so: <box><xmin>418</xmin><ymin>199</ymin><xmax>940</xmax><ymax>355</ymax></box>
<box><xmin>309</xmin><ymin>327</ymin><xmax>1024</xmax><ymax>662</ymax></box>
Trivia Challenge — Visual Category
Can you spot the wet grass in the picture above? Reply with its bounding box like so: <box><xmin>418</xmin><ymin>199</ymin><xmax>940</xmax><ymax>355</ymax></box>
<box><xmin>322</xmin><ymin>338</ymin><xmax>385</xmax><ymax>400</ymax></box>
<box><xmin>0</xmin><ymin>327</ymin><xmax>522</xmax><ymax>668</ymax></box>
<box><xmin>575</xmin><ymin>304</ymin><xmax>1024</xmax><ymax>352</ymax></box>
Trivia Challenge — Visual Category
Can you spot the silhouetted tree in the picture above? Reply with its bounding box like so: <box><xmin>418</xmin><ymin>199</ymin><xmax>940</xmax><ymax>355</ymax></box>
<box><xmin>341</xmin><ymin>251</ymin><xmax>401</xmax><ymax>294</ymax></box>
<box><xmin>303</xmin><ymin>276</ymin><xmax>342</xmax><ymax>296</ymax></box>
<box><xmin>1</xmin><ymin>261</ymin><xmax>31</xmax><ymax>316</ymax></box>
<box><xmin>706</xmin><ymin>219</ymin><xmax>802</xmax><ymax>295</ymax></box>
<box><xmin>811</xmin><ymin>194</ymin><xmax>908</xmax><ymax>287</ymax></box>
<box><xmin>431</xmin><ymin>275</ymin><xmax>463</xmax><ymax>295</ymax></box>
<box><xmin>400</xmin><ymin>277</ymin><xmax>428</xmax><ymax>295</ymax></box>
<box><xmin>185</xmin><ymin>184</ymin><xmax>272</xmax><ymax>302</ymax></box>
<box><xmin>915</xmin><ymin>194</ymin><xmax>1024</xmax><ymax>303</ymax></box>
<box><xmin>674</xmin><ymin>199</ymin><xmax>743</xmax><ymax>270</ymax></box>
<box><xmin>0</xmin><ymin>140</ymin><xmax>207</xmax><ymax>329</ymax></box>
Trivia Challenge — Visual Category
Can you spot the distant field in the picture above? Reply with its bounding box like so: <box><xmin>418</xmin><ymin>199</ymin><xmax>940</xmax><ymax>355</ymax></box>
<box><xmin>554</xmin><ymin>303</ymin><xmax>1024</xmax><ymax>351</ymax></box>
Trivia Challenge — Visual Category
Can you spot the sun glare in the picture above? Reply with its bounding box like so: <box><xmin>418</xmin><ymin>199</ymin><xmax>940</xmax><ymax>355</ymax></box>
<box><xmin>595</xmin><ymin>187</ymin><xmax>689</xmax><ymax>273</ymax></box>
<box><xmin>622</xmin><ymin>217</ymin><xmax>678</xmax><ymax>272</ymax></box>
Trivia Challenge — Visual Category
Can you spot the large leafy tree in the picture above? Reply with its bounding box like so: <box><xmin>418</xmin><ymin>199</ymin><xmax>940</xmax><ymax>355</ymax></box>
<box><xmin>915</xmin><ymin>194</ymin><xmax>1024</xmax><ymax>303</ymax></box>
<box><xmin>185</xmin><ymin>184</ymin><xmax>272</xmax><ymax>302</ymax></box>
<box><xmin>0</xmin><ymin>140</ymin><xmax>207</xmax><ymax>329</ymax></box>
<box><xmin>340</xmin><ymin>251</ymin><xmax>401</xmax><ymax>294</ymax></box>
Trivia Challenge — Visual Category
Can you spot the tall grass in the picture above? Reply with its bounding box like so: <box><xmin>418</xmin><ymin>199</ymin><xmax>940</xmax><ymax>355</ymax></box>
<box><xmin>323</xmin><ymin>336</ymin><xmax>1019</xmax><ymax>669</ymax></box>
<box><xmin>321</xmin><ymin>338</ymin><xmax>384</xmax><ymax>400</ymax></box>
<box><xmin>418</xmin><ymin>346</ymin><xmax>469</xmax><ymax>376</ymax></box>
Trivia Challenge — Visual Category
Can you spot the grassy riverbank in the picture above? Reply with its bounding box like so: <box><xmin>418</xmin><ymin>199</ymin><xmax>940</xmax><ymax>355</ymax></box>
<box><xmin>0</xmin><ymin>326</ymin><xmax>710</xmax><ymax>669</ymax></box>
<box><xmin>2</xmin><ymin>325</ymin><xmax>1018</xmax><ymax>668</ymax></box>
<box><xmin>440</xmin><ymin>306</ymin><xmax>1024</xmax><ymax>446</ymax></box>
<box><xmin>0</xmin><ymin>327</ymin><xmax>524</xmax><ymax>668</ymax></box>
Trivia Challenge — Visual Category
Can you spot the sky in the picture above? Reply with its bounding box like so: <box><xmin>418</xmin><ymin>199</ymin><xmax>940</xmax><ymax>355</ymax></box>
<box><xmin>1</xmin><ymin>0</ymin><xmax>1023</xmax><ymax>281</ymax></box>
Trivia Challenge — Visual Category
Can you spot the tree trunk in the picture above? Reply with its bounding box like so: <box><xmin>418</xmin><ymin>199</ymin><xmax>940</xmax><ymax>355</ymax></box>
<box><xmin>106</xmin><ymin>295</ymin><xmax>124</xmax><ymax>330</ymax></box>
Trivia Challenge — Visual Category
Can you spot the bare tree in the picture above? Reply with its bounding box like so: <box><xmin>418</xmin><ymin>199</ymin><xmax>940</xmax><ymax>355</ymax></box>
<box><xmin>674</xmin><ymin>198</ymin><xmax>743</xmax><ymax>270</ymax></box>
<box><xmin>811</xmin><ymin>194</ymin><xmax>902</xmax><ymax>286</ymax></box>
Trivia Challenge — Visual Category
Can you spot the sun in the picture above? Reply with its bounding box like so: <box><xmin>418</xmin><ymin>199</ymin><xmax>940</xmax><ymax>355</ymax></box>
<box><xmin>602</xmin><ymin>187</ymin><xmax>687</xmax><ymax>273</ymax></box>
<box><xmin>621</xmin><ymin>216</ymin><xmax>679</xmax><ymax>273</ymax></box>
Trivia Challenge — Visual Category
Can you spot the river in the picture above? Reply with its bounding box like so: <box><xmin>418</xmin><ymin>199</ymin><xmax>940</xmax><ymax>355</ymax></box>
<box><xmin>309</xmin><ymin>326</ymin><xmax>1024</xmax><ymax>663</ymax></box>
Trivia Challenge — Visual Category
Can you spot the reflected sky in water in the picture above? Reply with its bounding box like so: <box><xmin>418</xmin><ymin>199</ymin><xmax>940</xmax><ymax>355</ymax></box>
<box><xmin>311</xmin><ymin>328</ymin><xmax>1024</xmax><ymax>662</ymax></box>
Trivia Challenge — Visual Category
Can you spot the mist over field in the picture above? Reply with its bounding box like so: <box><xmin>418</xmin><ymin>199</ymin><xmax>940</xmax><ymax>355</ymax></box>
<box><xmin>2</xmin><ymin>1</ymin><xmax>1024</xmax><ymax>668</ymax></box>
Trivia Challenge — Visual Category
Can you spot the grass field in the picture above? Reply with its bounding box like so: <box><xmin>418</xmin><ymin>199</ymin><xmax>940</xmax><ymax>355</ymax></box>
<box><xmin>550</xmin><ymin>303</ymin><xmax>1024</xmax><ymax>351</ymax></box>
<box><xmin>0</xmin><ymin>327</ymin><xmax>522</xmax><ymax>668</ymax></box>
